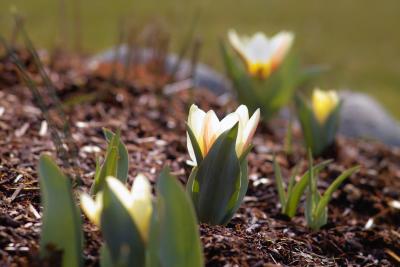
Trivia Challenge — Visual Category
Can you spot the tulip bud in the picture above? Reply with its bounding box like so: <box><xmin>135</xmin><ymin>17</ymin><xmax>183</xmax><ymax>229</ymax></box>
<box><xmin>106</xmin><ymin>175</ymin><xmax>153</xmax><ymax>242</ymax></box>
<box><xmin>187</xmin><ymin>104</ymin><xmax>260</xmax><ymax>166</ymax></box>
<box><xmin>312</xmin><ymin>89</ymin><xmax>339</xmax><ymax>124</ymax></box>
<box><xmin>186</xmin><ymin>104</ymin><xmax>260</xmax><ymax>225</ymax></box>
<box><xmin>295</xmin><ymin>89</ymin><xmax>342</xmax><ymax>156</ymax></box>
<box><xmin>81</xmin><ymin>174</ymin><xmax>153</xmax><ymax>242</ymax></box>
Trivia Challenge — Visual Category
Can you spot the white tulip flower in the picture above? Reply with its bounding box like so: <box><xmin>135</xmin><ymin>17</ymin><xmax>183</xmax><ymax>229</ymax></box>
<box><xmin>187</xmin><ymin>104</ymin><xmax>260</xmax><ymax>166</ymax></box>
<box><xmin>228</xmin><ymin>29</ymin><xmax>294</xmax><ymax>79</ymax></box>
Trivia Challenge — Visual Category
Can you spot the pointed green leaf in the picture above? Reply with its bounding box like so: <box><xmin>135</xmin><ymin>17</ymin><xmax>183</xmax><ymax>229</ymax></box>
<box><xmin>145</xmin><ymin>205</ymin><xmax>161</xmax><ymax>267</ymax></box>
<box><xmin>273</xmin><ymin>155</ymin><xmax>287</xmax><ymax>210</ymax></box>
<box><xmin>156</xmin><ymin>168</ymin><xmax>204</xmax><ymax>267</ymax></box>
<box><xmin>100</xmin><ymin>182</ymin><xmax>145</xmax><ymax>267</ymax></box>
<box><xmin>314</xmin><ymin>166</ymin><xmax>359</xmax><ymax>220</ymax></box>
<box><xmin>103</xmin><ymin>128</ymin><xmax>129</xmax><ymax>183</ymax></box>
<box><xmin>38</xmin><ymin>155</ymin><xmax>83</xmax><ymax>267</ymax></box>
<box><xmin>286</xmin><ymin>164</ymin><xmax>299</xmax><ymax>196</ymax></box>
<box><xmin>91</xmin><ymin>133</ymin><xmax>119</xmax><ymax>195</ymax></box>
<box><xmin>195</xmin><ymin>124</ymin><xmax>241</xmax><ymax>224</ymax></box>
<box><xmin>284</xmin><ymin>159</ymin><xmax>332</xmax><ymax>218</ymax></box>
<box><xmin>220</xmin><ymin>157</ymin><xmax>249</xmax><ymax>225</ymax></box>
<box><xmin>100</xmin><ymin>244</ymin><xmax>113</xmax><ymax>267</ymax></box>
<box><xmin>186</xmin><ymin>167</ymin><xmax>200</xmax><ymax>211</ymax></box>
<box><xmin>186</xmin><ymin>124</ymin><xmax>203</xmax><ymax>165</ymax></box>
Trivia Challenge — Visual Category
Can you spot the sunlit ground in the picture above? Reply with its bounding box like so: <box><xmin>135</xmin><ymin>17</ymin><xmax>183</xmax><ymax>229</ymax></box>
<box><xmin>0</xmin><ymin>0</ymin><xmax>399</xmax><ymax>118</ymax></box>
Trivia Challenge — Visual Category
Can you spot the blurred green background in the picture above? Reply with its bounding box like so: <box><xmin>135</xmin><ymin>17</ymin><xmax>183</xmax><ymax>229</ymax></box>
<box><xmin>0</xmin><ymin>0</ymin><xmax>399</xmax><ymax>118</ymax></box>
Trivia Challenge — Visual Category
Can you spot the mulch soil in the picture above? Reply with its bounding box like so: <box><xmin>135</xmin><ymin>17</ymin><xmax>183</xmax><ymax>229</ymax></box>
<box><xmin>0</xmin><ymin>48</ymin><xmax>399</xmax><ymax>266</ymax></box>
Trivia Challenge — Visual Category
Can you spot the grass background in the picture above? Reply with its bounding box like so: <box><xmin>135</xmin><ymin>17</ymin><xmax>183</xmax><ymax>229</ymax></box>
<box><xmin>0</xmin><ymin>0</ymin><xmax>399</xmax><ymax>119</ymax></box>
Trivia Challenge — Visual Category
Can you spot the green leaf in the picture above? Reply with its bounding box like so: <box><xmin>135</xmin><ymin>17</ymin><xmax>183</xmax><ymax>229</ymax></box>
<box><xmin>100</xmin><ymin>181</ymin><xmax>145</xmax><ymax>267</ymax></box>
<box><xmin>314</xmin><ymin>166</ymin><xmax>359</xmax><ymax>220</ymax></box>
<box><xmin>103</xmin><ymin>128</ymin><xmax>129</xmax><ymax>183</ymax></box>
<box><xmin>186</xmin><ymin>167</ymin><xmax>200</xmax><ymax>211</ymax></box>
<box><xmin>284</xmin><ymin>159</ymin><xmax>332</xmax><ymax>218</ymax></box>
<box><xmin>186</xmin><ymin>123</ymin><xmax>204</xmax><ymax>165</ymax></box>
<box><xmin>156</xmin><ymin>168</ymin><xmax>204</xmax><ymax>267</ymax></box>
<box><xmin>100</xmin><ymin>244</ymin><xmax>113</xmax><ymax>267</ymax></box>
<box><xmin>195</xmin><ymin>124</ymin><xmax>241</xmax><ymax>224</ymax></box>
<box><xmin>273</xmin><ymin>155</ymin><xmax>287</xmax><ymax>210</ymax></box>
<box><xmin>90</xmin><ymin>133</ymin><xmax>119</xmax><ymax>195</ymax></box>
<box><xmin>145</xmin><ymin>205</ymin><xmax>161</xmax><ymax>267</ymax></box>
<box><xmin>38</xmin><ymin>155</ymin><xmax>83</xmax><ymax>267</ymax></box>
<box><xmin>322</xmin><ymin>101</ymin><xmax>342</xmax><ymax>145</ymax></box>
<box><xmin>295</xmin><ymin>94</ymin><xmax>341</xmax><ymax>156</ymax></box>
<box><xmin>220</xmin><ymin>157</ymin><xmax>249</xmax><ymax>225</ymax></box>
<box><xmin>286</xmin><ymin>164</ymin><xmax>299</xmax><ymax>196</ymax></box>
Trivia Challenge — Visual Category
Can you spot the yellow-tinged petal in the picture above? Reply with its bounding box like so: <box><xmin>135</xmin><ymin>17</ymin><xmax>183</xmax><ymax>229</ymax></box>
<box><xmin>129</xmin><ymin>174</ymin><xmax>153</xmax><ymax>242</ymax></box>
<box><xmin>219</xmin><ymin>113</ymin><xmax>239</xmax><ymax>134</ymax></box>
<box><xmin>203</xmin><ymin>110</ymin><xmax>220</xmax><ymax>154</ymax></box>
<box><xmin>270</xmin><ymin>32</ymin><xmax>294</xmax><ymax>70</ymax></box>
<box><xmin>239</xmin><ymin>108</ymin><xmax>260</xmax><ymax>156</ymax></box>
<box><xmin>187</xmin><ymin>104</ymin><xmax>206</xmax><ymax>165</ymax></box>
<box><xmin>106</xmin><ymin>175</ymin><xmax>153</xmax><ymax>242</ymax></box>
<box><xmin>312</xmin><ymin>89</ymin><xmax>339</xmax><ymax>124</ymax></box>
<box><xmin>247</xmin><ymin>62</ymin><xmax>272</xmax><ymax>79</ymax></box>
<box><xmin>235</xmin><ymin>108</ymin><xmax>260</xmax><ymax>156</ymax></box>
<box><xmin>81</xmin><ymin>192</ymin><xmax>103</xmax><ymax>226</ymax></box>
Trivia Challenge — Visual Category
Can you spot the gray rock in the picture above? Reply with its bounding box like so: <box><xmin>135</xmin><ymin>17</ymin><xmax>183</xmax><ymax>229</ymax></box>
<box><xmin>90</xmin><ymin>46</ymin><xmax>400</xmax><ymax>147</ymax></box>
<box><xmin>338</xmin><ymin>91</ymin><xmax>400</xmax><ymax>146</ymax></box>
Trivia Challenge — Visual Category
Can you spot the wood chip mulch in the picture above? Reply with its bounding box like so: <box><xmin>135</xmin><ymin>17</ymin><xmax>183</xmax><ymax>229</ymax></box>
<box><xmin>0</xmin><ymin>49</ymin><xmax>399</xmax><ymax>266</ymax></box>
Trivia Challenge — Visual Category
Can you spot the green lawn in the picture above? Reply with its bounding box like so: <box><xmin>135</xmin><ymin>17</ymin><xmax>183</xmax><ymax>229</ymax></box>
<box><xmin>1</xmin><ymin>0</ymin><xmax>399</xmax><ymax>118</ymax></box>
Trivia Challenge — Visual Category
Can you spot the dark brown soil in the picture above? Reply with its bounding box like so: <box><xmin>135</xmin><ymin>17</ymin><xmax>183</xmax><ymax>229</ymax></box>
<box><xmin>0</xmin><ymin>49</ymin><xmax>399</xmax><ymax>266</ymax></box>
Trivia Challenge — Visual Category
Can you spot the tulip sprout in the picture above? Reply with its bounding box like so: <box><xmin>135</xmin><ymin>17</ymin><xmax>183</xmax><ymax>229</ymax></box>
<box><xmin>90</xmin><ymin>128</ymin><xmax>129</xmax><ymax>195</ymax></box>
<box><xmin>295</xmin><ymin>89</ymin><xmax>342</xmax><ymax>156</ymax></box>
<box><xmin>273</xmin><ymin>156</ymin><xmax>332</xmax><ymax>218</ymax></box>
<box><xmin>304</xmin><ymin>153</ymin><xmax>359</xmax><ymax>230</ymax></box>
<box><xmin>186</xmin><ymin>104</ymin><xmax>260</xmax><ymax>225</ymax></box>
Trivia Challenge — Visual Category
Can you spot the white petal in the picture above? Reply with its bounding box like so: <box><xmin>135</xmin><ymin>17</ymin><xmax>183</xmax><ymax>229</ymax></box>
<box><xmin>228</xmin><ymin>29</ymin><xmax>246</xmax><ymax>57</ymax></box>
<box><xmin>106</xmin><ymin>176</ymin><xmax>133</xmax><ymax>212</ymax></box>
<box><xmin>238</xmin><ymin>108</ymin><xmax>260</xmax><ymax>156</ymax></box>
<box><xmin>234</xmin><ymin>105</ymin><xmax>250</xmax><ymax>147</ymax></box>
<box><xmin>81</xmin><ymin>192</ymin><xmax>102</xmax><ymax>226</ymax></box>
<box><xmin>130</xmin><ymin>174</ymin><xmax>153</xmax><ymax>242</ymax></box>
<box><xmin>187</xmin><ymin>104</ymin><xmax>206</xmax><ymax>156</ymax></box>
<box><xmin>203</xmin><ymin>110</ymin><xmax>220</xmax><ymax>153</ymax></box>
<box><xmin>245</xmin><ymin>32</ymin><xmax>272</xmax><ymax>63</ymax></box>
<box><xmin>219</xmin><ymin>113</ymin><xmax>239</xmax><ymax>134</ymax></box>
<box><xmin>186</xmin><ymin>132</ymin><xmax>197</xmax><ymax>165</ymax></box>
<box><xmin>235</xmin><ymin>105</ymin><xmax>250</xmax><ymax>124</ymax></box>
<box><xmin>131</xmin><ymin>174</ymin><xmax>152</xmax><ymax>197</ymax></box>
<box><xmin>188</xmin><ymin>104</ymin><xmax>206</xmax><ymax>139</ymax></box>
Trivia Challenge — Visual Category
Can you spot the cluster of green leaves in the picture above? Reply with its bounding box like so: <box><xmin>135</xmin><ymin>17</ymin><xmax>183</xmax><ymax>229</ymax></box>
<box><xmin>295</xmin><ymin>94</ymin><xmax>342</xmax><ymax>156</ymax></box>
<box><xmin>187</xmin><ymin>124</ymin><xmax>250</xmax><ymax>225</ymax></box>
<box><xmin>220</xmin><ymin>42</ymin><xmax>318</xmax><ymax>121</ymax></box>
<box><xmin>38</xmin><ymin>129</ymin><xmax>203</xmax><ymax>267</ymax></box>
<box><xmin>274</xmin><ymin>153</ymin><xmax>359</xmax><ymax>230</ymax></box>
<box><xmin>98</xmin><ymin>168</ymin><xmax>203</xmax><ymax>267</ymax></box>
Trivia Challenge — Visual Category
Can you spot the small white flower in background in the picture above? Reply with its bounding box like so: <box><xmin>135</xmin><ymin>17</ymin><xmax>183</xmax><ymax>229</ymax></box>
<box><xmin>312</xmin><ymin>88</ymin><xmax>340</xmax><ymax>124</ymax></box>
<box><xmin>80</xmin><ymin>174</ymin><xmax>153</xmax><ymax>242</ymax></box>
<box><xmin>228</xmin><ymin>29</ymin><xmax>294</xmax><ymax>79</ymax></box>
<box><xmin>187</xmin><ymin>104</ymin><xmax>260</xmax><ymax>166</ymax></box>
